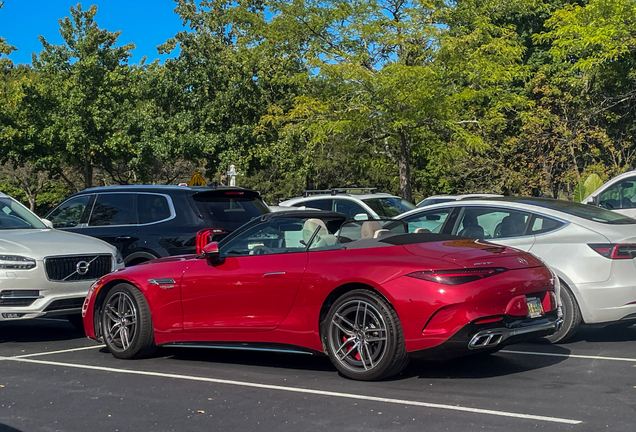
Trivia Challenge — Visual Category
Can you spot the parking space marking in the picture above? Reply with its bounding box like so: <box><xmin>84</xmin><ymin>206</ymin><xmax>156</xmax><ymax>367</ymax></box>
<box><xmin>0</xmin><ymin>356</ymin><xmax>582</xmax><ymax>425</ymax></box>
<box><xmin>501</xmin><ymin>350</ymin><xmax>636</xmax><ymax>363</ymax></box>
<box><xmin>7</xmin><ymin>345</ymin><xmax>105</xmax><ymax>359</ymax></box>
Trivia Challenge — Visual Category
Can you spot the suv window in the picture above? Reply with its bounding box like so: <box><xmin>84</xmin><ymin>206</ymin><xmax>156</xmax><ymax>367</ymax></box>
<box><xmin>89</xmin><ymin>194</ymin><xmax>135</xmax><ymax>226</ymax></box>
<box><xmin>295</xmin><ymin>199</ymin><xmax>332</xmax><ymax>211</ymax></box>
<box><xmin>363</xmin><ymin>197</ymin><xmax>415</xmax><ymax>217</ymax></box>
<box><xmin>334</xmin><ymin>199</ymin><xmax>369</xmax><ymax>218</ymax></box>
<box><xmin>48</xmin><ymin>195</ymin><xmax>92</xmax><ymax>228</ymax></box>
<box><xmin>193</xmin><ymin>191</ymin><xmax>269</xmax><ymax>231</ymax></box>
<box><xmin>455</xmin><ymin>207</ymin><xmax>530</xmax><ymax>239</ymax></box>
<box><xmin>401</xmin><ymin>208</ymin><xmax>452</xmax><ymax>233</ymax></box>
<box><xmin>138</xmin><ymin>194</ymin><xmax>172</xmax><ymax>224</ymax></box>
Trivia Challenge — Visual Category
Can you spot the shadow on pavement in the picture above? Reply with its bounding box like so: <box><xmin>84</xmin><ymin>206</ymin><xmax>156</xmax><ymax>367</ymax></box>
<box><xmin>0</xmin><ymin>424</ymin><xmax>23</xmax><ymax>432</ymax></box>
<box><xmin>566</xmin><ymin>324</ymin><xmax>636</xmax><ymax>343</ymax></box>
<box><xmin>159</xmin><ymin>343</ymin><xmax>572</xmax><ymax>381</ymax></box>
<box><xmin>162</xmin><ymin>347</ymin><xmax>337</xmax><ymax>373</ymax></box>
<box><xmin>0</xmin><ymin>318</ymin><xmax>85</xmax><ymax>343</ymax></box>
<box><xmin>403</xmin><ymin>344</ymin><xmax>571</xmax><ymax>380</ymax></box>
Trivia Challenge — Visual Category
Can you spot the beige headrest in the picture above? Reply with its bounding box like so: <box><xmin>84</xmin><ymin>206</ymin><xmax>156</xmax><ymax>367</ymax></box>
<box><xmin>361</xmin><ymin>221</ymin><xmax>382</xmax><ymax>239</ymax></box>
<box><xmin>303</xmin><ymin>218</ymin><xmax>328</xmax><ymax>243</ymax></box>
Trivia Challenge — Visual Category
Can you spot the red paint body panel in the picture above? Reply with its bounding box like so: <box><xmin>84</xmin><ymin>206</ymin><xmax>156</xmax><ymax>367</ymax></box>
<box><xmin>82</xmin><ymin>239</ymin><xmax>556</xmax><ymax>354</ymax></box>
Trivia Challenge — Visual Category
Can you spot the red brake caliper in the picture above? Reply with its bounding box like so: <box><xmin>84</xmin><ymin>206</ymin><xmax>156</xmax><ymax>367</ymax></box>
<box><xmin>342</xmin><ymin>336</ymin><xmax>361</xmax><ymax>360</ymax></box>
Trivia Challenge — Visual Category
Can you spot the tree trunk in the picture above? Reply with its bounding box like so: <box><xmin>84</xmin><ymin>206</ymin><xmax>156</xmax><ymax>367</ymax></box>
<box><xmin>84</xmin><ymin>156</ymin><xmax>93</xmax><ymax>190</ymax></box>
<box><xmin>397</xmin><ymin>130</ymin><xmax>412</xmax><ymax>202</ymax></box>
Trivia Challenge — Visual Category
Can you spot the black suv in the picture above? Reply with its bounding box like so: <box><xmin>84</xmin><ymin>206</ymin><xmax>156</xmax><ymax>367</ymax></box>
<box><xmin>45</xmin><ymin>185</ymin><xmax>270</xmax><ymax>266</ymax></box>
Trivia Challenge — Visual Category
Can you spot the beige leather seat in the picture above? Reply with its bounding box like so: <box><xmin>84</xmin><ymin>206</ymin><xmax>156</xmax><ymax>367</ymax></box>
<box><xmin>373</xmin><ymin>229</ymin><xmax>391</xmax><ymax>238</ymax></box>
<box><xmin>414</xmin><ymin>228</ymin><xmax>431</xmax><ymax>233</ymax></box>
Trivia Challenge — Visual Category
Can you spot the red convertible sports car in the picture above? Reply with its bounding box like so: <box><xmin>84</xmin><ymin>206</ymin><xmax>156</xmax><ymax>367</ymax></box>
<box><xmin>83</xmin><ymin>210</ymin><xmax>562</xmax><ymax>380</ymax></box>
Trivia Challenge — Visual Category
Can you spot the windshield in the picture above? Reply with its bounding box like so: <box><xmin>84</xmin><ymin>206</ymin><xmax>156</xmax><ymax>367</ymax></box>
<box><xmin>363</xmin><ymin>197</ymin><xmax>415</xmax><ymax>217</ymax></box>
<box><xmin>0</xmin><ymin>197</ymin><xmax>47</xmax><ymax>230</ymax></box>
<box><xmin>518</xmin><ymin>198</ymin><xmax>636</xmax><ymax>225</ymax></box>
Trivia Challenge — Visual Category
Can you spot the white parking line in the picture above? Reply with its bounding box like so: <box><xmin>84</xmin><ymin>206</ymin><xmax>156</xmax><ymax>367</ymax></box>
<box><xmin>7</xmin><ymin>345</ymin><xmax>105</xmax><ymax>359</ymax></box>
<box><xmin>501</xmin><ymin>350</ymin><xmax>636</xmax><ymax>363</ymax></box>
<box><xmin>0</xmin><ymin>356</ymin><xmax>582</xmax><ymax>425</ymax></box>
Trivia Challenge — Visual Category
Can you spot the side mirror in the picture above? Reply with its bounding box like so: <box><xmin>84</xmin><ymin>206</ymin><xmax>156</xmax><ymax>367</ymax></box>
<box><xmin>41</xmin><ymin>218</ymin><xmax>54</xmax><ymax>229</ymax></box>
<box><xmin>354</xmin><ymin>213</ymin><xmax>369</xmax><ymax>221</ymax></box>
<box><xmin>202</xmin><ymin>241</ymin><xmax>220</xmax><ymax>259</ymax></box>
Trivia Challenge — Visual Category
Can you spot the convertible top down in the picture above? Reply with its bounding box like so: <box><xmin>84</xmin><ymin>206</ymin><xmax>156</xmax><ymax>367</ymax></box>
<box><xmin>83</xmin><ymin>210</ymin><xmax>561</xmax><ymax>380</ymax></box>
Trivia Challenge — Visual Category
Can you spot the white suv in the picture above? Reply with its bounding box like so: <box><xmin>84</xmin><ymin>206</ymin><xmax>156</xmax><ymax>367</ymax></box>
<box><xmin>278</xmin><ymin>188</ymin><xmax>415</xmax><ymax>218</ymax></box>
<box><xmin>0</xmin><ymin>192</ymin><xmax>123</xmax><ymax>328</ymax></box>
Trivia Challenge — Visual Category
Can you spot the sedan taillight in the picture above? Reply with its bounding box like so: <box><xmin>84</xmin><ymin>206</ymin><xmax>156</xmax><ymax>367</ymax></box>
<box><xmin>588</xmin><ymin>243</ymin><xmax>636</xmax><ymax>259</ymax></box>
<box><xmin>407</xmin><ymin>267</ymin><xmax>508</xmax><ymax>285</ymax></box>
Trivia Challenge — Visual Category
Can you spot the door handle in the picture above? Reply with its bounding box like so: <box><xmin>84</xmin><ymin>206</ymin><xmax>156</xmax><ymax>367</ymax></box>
<box><xmin>116</xmin><ymin>236</ymin><xmax>132</xmax><ymax>241</ymax></box>
<box><xmin>263</xmin><ymin>271</ymin><xmax>286</xmax><ymax>278</ymax></box>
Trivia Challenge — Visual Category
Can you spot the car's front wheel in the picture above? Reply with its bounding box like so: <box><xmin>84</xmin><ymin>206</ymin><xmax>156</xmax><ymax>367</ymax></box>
<box><xmin>101</xmin><ymin>283</ymin><xmax>156</xmax><ymax>359</ymax></box>
<box><xmin>322</xmin><ymin>289</ymin><xmax>408</xmax><ymax>381</ymax></box>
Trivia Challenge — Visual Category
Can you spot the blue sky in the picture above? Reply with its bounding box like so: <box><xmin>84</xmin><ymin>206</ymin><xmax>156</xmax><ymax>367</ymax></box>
<box><xmin>0</xmin><ymin>0</ymin><xmax>186</xmax><ymax>65</ymax></box>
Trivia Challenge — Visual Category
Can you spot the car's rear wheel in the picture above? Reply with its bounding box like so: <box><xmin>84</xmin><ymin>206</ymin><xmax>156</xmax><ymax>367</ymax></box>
<box><xmin>543</xmin><ymin>282</ymin><xmax>581</xmax><ymax>344</ymax></box>
<box><xmin>322</xmin><ymin>289</ymin><xmax>408</xmax><ymax>381</ymax></box>
<box><xmin>101</xmin><ymin>283</ymin><xmax>156</xmax><ymax>359</ymax></box>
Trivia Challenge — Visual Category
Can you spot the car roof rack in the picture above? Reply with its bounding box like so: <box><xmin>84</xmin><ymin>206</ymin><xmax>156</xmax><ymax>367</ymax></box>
<box><xmin>302</xmin><ymin>187</ymin><xmax>378</xmax><ymax>197</ymax></box>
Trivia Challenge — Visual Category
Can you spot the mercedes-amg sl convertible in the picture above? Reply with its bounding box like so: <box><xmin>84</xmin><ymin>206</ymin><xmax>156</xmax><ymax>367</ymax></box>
<box><xmin>82</xmin><ymin>210</ymin><xmax>561</xmax><ymax>380</ymax></box>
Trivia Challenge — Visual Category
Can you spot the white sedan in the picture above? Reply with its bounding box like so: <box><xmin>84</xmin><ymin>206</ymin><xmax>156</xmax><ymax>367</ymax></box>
<box><xmin>396</xmin><ymin>197</ymin><xmax>636</xmax><ymax>343</ymax></box>
<box><xmin>0</xmin><ymin>192</ymin><xmax>123</xmax><ymax>328</ymax></box>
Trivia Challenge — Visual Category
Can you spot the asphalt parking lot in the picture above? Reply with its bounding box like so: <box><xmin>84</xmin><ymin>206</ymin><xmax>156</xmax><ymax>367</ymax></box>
<box><xmin>0</xmin><ymin>319</ymin><xmax>634</xmax><ymax>432</ymax></box>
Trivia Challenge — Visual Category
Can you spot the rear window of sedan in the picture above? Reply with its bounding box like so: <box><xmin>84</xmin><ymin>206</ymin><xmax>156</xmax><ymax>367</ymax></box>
<box><xmin>520</xmin><ymin>199</ymin><xmax>636</xmax><ymax>224</ymax></box>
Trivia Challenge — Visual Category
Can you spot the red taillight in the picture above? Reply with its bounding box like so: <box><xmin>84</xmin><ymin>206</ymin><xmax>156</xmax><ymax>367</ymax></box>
<box><xmin>224</xmin><ymin>191</ymin><xmax>244</xmax><ymax>195</ymax></box>
<box><xmin>196</xmin><ymin>228</ymin><xmax>226</xmax><ymax>254</ymax></box>
<box><xmin>407</xmin><ymin>267</ymin><xmax>508</xmax><ymax>285</ymax></box>
<box><xmin>542</xmin><ymin>291</ymin><xmax>557</xmax><ymax>312</ymax></box>
<box><xmin>589</xmin><ymin>243</ymin><xmax>636</xmax><ymax>259</ymax></box>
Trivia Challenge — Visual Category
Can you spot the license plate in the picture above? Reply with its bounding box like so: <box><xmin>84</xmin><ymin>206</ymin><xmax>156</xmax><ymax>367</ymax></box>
<box><xmin>527</xmin><ymin>297</ymin><xmax>544</xmax><ymax>318</ymax></box>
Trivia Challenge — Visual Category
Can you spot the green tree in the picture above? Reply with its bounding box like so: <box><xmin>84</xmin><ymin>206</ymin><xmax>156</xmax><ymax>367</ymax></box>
<box><xmin>0</xmin><ymin>1</ymin><xmax>16</xmax><ymax>68</ymax></box>
<box><xmin>25</xmin><ymin>3</ymin><xmax>141</xmax><ymax>190</ymax></box>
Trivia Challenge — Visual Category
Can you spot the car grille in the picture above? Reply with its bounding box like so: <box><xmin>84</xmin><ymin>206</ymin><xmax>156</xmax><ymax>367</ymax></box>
<box><xmin>44</xmin><ymin>255</ymin><xmax>112</xmax><ymax>282</ymax></box>
<box><xmin>43</xmin><ymin>297</ymin><xmax>85</xmax><ymax>312</ymax></box>
<box><xmin>0</xmin><ymin>290</ymin><xmax>41</xmax><ymax>307</ymax></box>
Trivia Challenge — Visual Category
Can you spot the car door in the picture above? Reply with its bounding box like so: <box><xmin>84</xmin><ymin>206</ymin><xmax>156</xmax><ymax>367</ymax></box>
<box><xmin>83</xmin><ymin>193</ymin><xmax>139</xmax><ymax>257</ymax></box>
<box><xmin>180</xmin><ymin>217</ymin><xmax>309</xmax><ymax>331</ymax></box>
<box><xmin>452</xmin><ymin>206</ymin><xmax>536</xmax><ymax>251</ymax></box>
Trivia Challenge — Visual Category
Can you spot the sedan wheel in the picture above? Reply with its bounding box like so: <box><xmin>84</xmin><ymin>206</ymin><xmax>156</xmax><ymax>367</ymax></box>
<box><xmin>323</xmin><ymin>290</ymin><xmax>408</xmax><ymax>381</ymax></box>
<box><xmin>543</xmin><ymin>283</ymin><xmax>581</xmax><ymax>344</ymax></box>
<box><xmin>101</xmin><ymin>283</ymin><xmax>156</xmax><ymax>359</ymax></box>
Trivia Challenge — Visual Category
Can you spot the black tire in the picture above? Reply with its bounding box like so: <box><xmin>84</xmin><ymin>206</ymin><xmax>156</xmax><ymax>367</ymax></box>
<box><xmin>100</xmin><ymin>283</ymin><xmax>156</xmax><ymax>359</ymax></box>
<box><xmin>66</xmin><ymin>314</ymin><xmax>85</xmax><ymax>332</ymax></box>
<box><xmin>321</xmin><ymin>289</ymin><xmax>408</xmax><ymax>381</ymax></box>
<box><xmin>543</xmin><ymin>282</ymin><xmax>581</xmax><ymax>344</ymax></box>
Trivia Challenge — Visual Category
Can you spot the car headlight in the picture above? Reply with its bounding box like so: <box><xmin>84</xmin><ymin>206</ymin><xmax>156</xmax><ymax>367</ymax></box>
<box><xmin>115</xmin><ymin>251</ymin><xmax>124</xmax><ymax>265</ymax></box>
<box><xmin>0</xmin><ymin>255</ymin><xmax>36</xmax><ymax>270</ymax></box>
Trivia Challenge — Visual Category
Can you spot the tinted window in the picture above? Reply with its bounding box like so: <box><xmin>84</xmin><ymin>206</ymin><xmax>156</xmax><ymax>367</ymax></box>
<box><xmin>401</xmin><ymin>209</ymin><xmax>452</xmax><ymax>233</ymax></box>
<box><xmin>530</xmin><ymin>215</ymin><xmax>564</xmax><ymax>234</ymax></box>
<box><xmin>297</xmin><ymin>199</ymin><xmax>332</xmax><ymax>211</ymax></box>
<box><xmin>598</xmin><ymin>178</ymin><xmax>636</xmax><ymax>210</ymax></box>
<box><xmin>193</xmin><ymin>192</ymin><xmax>269</xmax><ymax>231</ymax></box>
<box><xmin>334</xmin><ymin>199</ymin><xmax>368</xmax><ymax>218</ymax></box>
<box><xmin>89</xmin><ymin>194</ymin><xmax>135</xmax><ymax>226</ymax></box>
<box><xmin>138</xmin><ymin>194</ymin><xmax>171</xmax><ymax>224</ymax></box>
<box><xmin>47</xmin><ymin>195</ymin><xmax>91</xmax><ymax>228</ymax></box>
<box><xmin>363</xmin><ymin>197</ymin><xmax>415</xmax><ymax>217</ymax></box>
<box><xmin>455</xmin><ymin>208</ymin><xmax>530</xmax><ymax>239</ymax></box>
